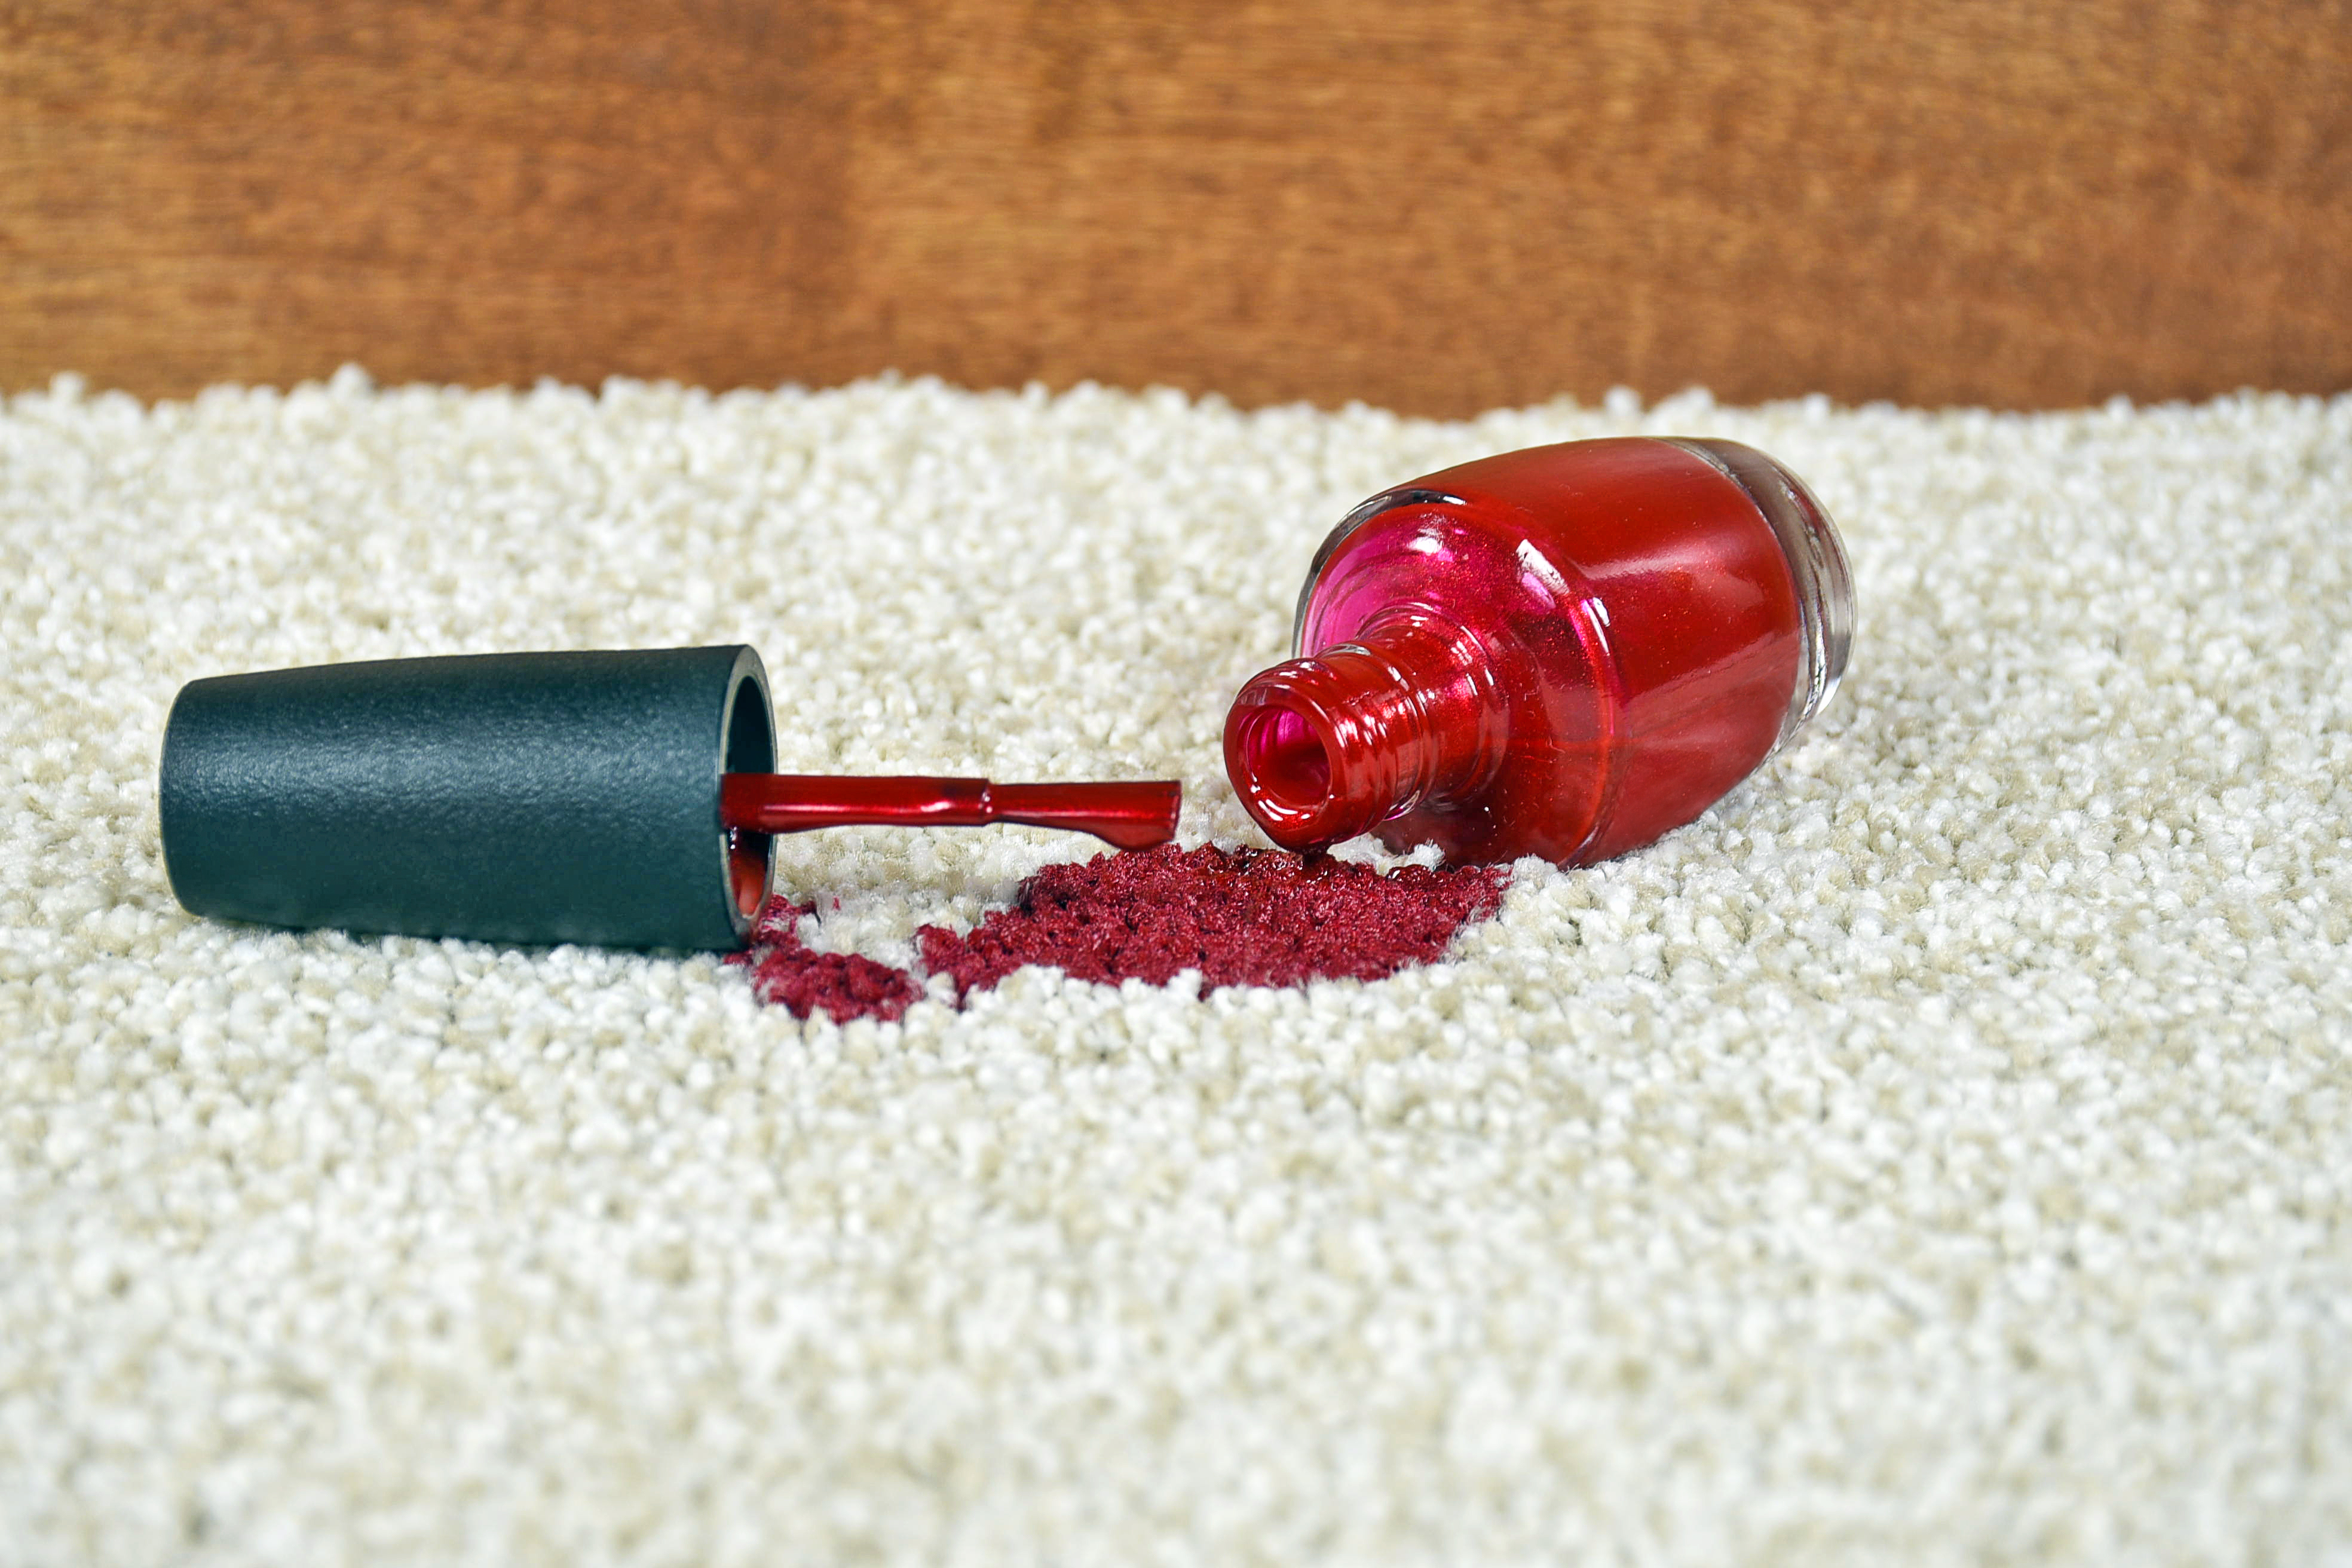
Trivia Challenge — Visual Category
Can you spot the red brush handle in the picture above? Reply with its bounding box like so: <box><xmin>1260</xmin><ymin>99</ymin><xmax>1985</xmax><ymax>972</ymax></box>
<box><xmin>720</xmin><ymin>774</ymin><xmax>1181</xmax><ymax>851</ymax></box>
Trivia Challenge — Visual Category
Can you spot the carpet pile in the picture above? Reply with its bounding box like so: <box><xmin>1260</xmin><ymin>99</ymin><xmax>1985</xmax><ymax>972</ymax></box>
<box><xmin>2</xmin><ymin>370</ymin><xmax>2347</xmax><ymax>1564</ymax></box>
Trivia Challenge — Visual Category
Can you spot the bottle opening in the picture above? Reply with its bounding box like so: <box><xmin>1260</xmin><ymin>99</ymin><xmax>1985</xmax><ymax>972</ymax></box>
<box><xmin>1226</xmin><ymin>625</ymin><xmax>1500</xmax><ymax>854</ymax></box>
<box><xmin>1235</xmin><ymin>704</ymin><xmax>1334</xmax><ymax>816</ymax></box>
<box><xmin>1227</xmin><ymin>691</ymin><xmax>1382</xmax><ymax>851</ymax></box>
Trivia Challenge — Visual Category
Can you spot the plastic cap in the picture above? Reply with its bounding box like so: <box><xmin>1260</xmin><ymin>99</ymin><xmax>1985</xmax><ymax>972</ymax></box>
<box><xmin>160</xmin><ymin>646</ymin><xmax>774</xmax><ymax>951</ymax></box>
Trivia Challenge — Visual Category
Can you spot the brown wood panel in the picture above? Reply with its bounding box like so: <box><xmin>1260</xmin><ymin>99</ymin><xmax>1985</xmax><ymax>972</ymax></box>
<box><xmin>3</xmin><ymin>0</ymin><xmax>2348</xmax><ymax>412</ymax></box>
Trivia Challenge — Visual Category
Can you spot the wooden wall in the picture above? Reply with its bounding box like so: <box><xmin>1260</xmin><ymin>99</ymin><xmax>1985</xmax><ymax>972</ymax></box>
<box><xmin>4</xmin><ymin>0</ymin><xmax>2347</xmax><ymax>414</ymax></box>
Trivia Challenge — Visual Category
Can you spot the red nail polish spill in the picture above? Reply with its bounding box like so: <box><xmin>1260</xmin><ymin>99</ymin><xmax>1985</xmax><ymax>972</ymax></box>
<box><xmin>925</xmin><ymin>844</ymin><xmax>1508</xmax><ymax>999</ymax></box>
<box><xmin>727</xmin><ymin>901</ymin><xmax>923</xmax><ymax>1024</ymax></box>
<box><xmin>732</xmin><ymin>847</ymin><xmax>1508</xmax><ymax>1024</ymax></box>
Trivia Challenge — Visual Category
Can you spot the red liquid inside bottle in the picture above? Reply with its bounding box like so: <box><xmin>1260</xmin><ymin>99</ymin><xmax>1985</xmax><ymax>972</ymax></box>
<box><xmin>1224</xmin><ymin>437</ymin><xmax>1853</xmax><ymax>866</ymax></box>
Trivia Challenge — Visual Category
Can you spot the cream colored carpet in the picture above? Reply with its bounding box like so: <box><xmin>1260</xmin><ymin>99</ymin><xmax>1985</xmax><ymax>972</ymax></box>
<box><xmin>2</xmin><ymin>370</ymin><xmax>2347</xmax><ymax>1565</ymax></box>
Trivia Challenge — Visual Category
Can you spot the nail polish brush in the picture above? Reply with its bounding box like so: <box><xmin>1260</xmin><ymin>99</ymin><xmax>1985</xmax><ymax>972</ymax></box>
<box><xmin>160</xmin><ymin>646</ymin><xmax>1178</xmax><ymax>951</ymax></box>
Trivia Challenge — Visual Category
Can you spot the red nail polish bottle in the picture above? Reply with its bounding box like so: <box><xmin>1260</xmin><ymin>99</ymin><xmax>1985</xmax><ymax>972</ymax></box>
<box><xmin>1224</xmin><ymin>437</ymin><xmax>1853</xmax><ymax>866</ymax></box>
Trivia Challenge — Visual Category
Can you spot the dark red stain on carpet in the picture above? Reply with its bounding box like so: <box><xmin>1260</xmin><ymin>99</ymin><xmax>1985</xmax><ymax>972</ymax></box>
<box><xmin>728</xmin><ymin>900</ymin><xmax>924</xmax><ymax>1024</ymax></box>
<box><xmin>920</xmin><ymin>844</ymin><xmax>1509</xmax><ymax>999</ymax></box>
<box><xmin>733</xmin><ymin>844</ymin><xmax>1509</xmax><ymax>1024</ymax></box>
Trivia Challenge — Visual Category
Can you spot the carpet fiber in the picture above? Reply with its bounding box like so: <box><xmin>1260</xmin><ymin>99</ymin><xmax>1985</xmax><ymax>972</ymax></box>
<box><xmin>2</xmin><ymin>371</ymin><xmax>2347</xmax><ymax>1565</ymax></box>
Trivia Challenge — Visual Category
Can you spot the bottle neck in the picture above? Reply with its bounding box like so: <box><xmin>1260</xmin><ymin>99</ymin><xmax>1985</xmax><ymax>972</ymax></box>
<box><xmin>1224</xmin><ymin>612</ymin><xmax>1503</xmax><ymax>852</ymax></box>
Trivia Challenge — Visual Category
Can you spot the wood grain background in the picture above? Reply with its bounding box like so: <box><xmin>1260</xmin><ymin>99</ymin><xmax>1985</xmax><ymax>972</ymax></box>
<box><xmin>4</xmin><ymin>0</ymin><xmax>2348</xmax><ymax>414</ymax></box>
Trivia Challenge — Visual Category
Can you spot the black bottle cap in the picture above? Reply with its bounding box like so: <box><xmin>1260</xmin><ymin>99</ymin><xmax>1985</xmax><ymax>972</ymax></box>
<box><xmin>159</xmin><ymin>646</ymin><xmax>774</xmax><ymax>951</ymax></box>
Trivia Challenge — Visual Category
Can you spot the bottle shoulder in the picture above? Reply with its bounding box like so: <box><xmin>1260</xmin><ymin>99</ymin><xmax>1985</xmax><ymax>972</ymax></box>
<box><xmin>1297</xmin><ymin>494</ymin><xmax>1588</xmax><ymax>659</ymax></box>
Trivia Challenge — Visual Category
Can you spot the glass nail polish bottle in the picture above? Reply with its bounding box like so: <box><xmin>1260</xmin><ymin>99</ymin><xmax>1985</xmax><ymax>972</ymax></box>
<box><xmin>1223</xmin><ymin>437</ymin><xmax>1853</xmax><ymax>866</ymax></box>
